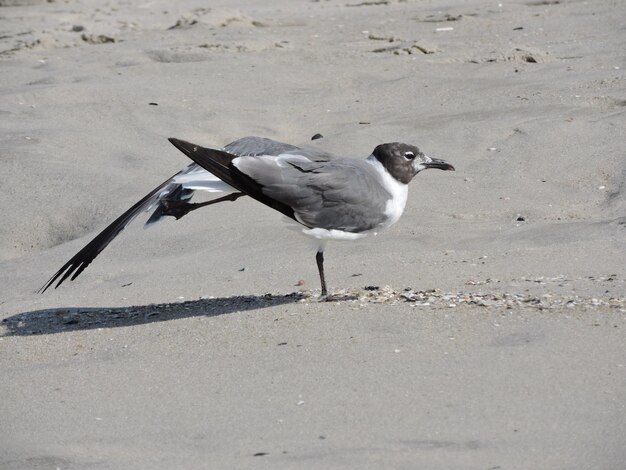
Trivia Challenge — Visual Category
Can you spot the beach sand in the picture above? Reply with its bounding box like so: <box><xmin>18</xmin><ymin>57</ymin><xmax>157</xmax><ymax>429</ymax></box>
<box><xmin>1</xmin><ymin>0</ymin><xmax>625</xmax><ymax>468</ymax></box>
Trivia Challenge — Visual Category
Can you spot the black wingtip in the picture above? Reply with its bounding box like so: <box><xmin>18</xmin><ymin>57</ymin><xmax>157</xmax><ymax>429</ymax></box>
<box><xmin>38</xmin><ymin>266</ymin><xmax>68</xmax><ymax>294</ymax></box>
<box><xmin>38</xmin><ymin>282</ymin><xmax>54</xmax><ymax>294</ymax></box>
<box><xmin>40</xmin><ymin>139</ymin><xmax>201</xmax><ymax>295</ymax></box>
<box><xmin>168</xmin><ymin>137</ymin><xmax>198</xmax><ymax>157</ymax></box>
<box><xmin>38</xmin><ymin>169</ymin><xmax>183</xmax><ymax>294</ymax></box>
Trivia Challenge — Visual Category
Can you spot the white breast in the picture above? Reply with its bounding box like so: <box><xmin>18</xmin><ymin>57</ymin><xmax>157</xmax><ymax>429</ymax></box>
<box><xmin>291</xmin><ymin>155</ymin><xmax>409</xmax><ymax>243</ymax></box>
<box><xmin>366</xmin><ymin>154</ymin><xmax>409</xmax><ymax>229</ymax></box>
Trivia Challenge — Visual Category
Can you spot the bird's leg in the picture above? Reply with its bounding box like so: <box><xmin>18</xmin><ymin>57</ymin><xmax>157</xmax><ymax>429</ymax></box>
<box><xmin>314</xmin><ymin>247</ymin><xmax>358</xmax><ymax>302</ymax></box>
<box><xmin>186</xmin><ymin>191</ymin><xmax>246</xmax><ymax>209</ymax></box>
<box><xmin>162</xmin><ymin>192</ymin><xmax>246</xmax><ymax>219</ymax></box>
<box><xmin>316</xmin><ymin>250</ymin><xmax>327</xmax><ymax>297</ymax></box>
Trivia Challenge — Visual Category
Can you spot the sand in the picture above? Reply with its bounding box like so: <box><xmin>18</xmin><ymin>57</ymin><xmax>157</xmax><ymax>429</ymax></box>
<box><xmin>1</xmin><ymin>0</ymin><xmax>625</xmax><ymax>468</ymax></box>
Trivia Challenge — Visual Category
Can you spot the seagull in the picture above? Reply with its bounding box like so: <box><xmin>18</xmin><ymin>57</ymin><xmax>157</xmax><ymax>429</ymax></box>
<box><xmin>40</xmin><ymin>136</ymin><xmax>454</xmax><ymax>297</ymax></box>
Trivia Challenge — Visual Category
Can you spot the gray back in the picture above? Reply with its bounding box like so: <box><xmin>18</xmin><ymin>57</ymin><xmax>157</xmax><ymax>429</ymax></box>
<box><xmin>234</xmin><ymin>155</ymin><xmax>391</xmax><ymax>233</ymax></box>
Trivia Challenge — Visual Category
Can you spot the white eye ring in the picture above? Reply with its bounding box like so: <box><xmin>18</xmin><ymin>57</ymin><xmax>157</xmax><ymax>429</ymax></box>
<box><xmin>404</xmin><ymin>151</ymin><xmax>416</xmax><ymax>160</ymax></box>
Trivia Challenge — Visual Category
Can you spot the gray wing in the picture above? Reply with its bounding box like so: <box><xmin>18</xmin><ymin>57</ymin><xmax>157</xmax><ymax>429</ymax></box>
<box><xmin>225</xmin><ymin>136</ymin><xmax>336</xmax><ymax>160</ymax></box>
<box><xmin>235</xmin><ymin>156</ymin><xmax>391</xmax><ymax>233</ymax></box>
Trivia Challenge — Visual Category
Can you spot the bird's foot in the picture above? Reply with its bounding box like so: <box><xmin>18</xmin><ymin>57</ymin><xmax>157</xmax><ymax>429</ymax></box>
<box><xmin>161</xmin><ymin>199</ymin><xmax>194</xmax><ymax>219</ymax></box>
<box><xmin>317</xmin><ymin>292</ymin><xmax>358</xmax><ymax>302</ymax></box>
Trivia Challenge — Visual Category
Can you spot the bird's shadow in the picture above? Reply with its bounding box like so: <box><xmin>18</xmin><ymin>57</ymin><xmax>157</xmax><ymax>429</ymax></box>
<box><xmin>1</xmin><ymin>292</ymin><xmax>305</xmax><ymax>337</ymax></box>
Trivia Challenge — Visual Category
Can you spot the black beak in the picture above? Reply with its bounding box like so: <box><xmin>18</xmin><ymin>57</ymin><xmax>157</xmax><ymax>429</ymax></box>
<box><xmin>425</xmin><ymin>158</ymin><xmax>455</xmax><ymax>171</ymax></box>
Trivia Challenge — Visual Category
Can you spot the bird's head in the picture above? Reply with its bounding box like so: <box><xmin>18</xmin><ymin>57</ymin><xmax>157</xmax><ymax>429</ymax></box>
<box><xmin>373</xmin><ymin>142</ymin><xmax>455</xmax><ymax>184</ymax></box>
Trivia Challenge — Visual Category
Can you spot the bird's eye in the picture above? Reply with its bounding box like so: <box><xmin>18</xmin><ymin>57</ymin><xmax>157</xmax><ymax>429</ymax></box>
<box><xmin>404</xmin><ymin>151</ymin><xmax>415</xmax><ymax>160</ymax></box>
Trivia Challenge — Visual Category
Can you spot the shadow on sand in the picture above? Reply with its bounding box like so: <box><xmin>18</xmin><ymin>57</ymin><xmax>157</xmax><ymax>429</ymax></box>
<box><xmin>1</xmin><ymin>292</ymin><xmax>305</xmax><ymax>337</ymax></box>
